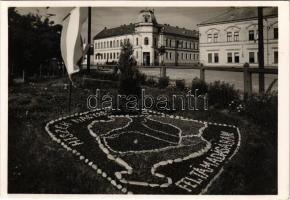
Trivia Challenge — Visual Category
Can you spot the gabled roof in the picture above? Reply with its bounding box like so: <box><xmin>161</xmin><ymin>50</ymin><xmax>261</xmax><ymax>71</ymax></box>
<box><xmin>93</xmin><ymin>23</ymin><xmax>135</xmax><ymax>40</ymax></box>
<box><xmin>198</xmin><ymin>7</ymin><xmax>278</xmax><ymax>26</ymax></box>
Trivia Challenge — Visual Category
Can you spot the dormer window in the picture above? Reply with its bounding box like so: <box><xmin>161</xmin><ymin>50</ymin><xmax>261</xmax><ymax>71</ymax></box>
<box><xmin>227</xmin><ymin>32</ymin><xmax>232</xmax><ymax>42</ymax></box>
<box><xmin>207</xmin><ymin>34</ymin><xmax>212</xmax><ymax>43</ymax></box>
<box><xmin>234</xmin><ymin>32</ymin><xmax>239</xmax><ymax>41</ymax></box>
<box><xmin>249</xmin><ymin>30</ymin><xmax>255</xmax><ymax>41</ymax></box>
<box><xmin>213</xmin><ymin>33</ymin><xmax>218</xmax><ymax>42</ymax></box>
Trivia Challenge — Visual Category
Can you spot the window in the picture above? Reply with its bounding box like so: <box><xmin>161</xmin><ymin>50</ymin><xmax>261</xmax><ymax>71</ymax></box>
<box><xmin>165</xmin><ymin>39</ymin><xmax>168</xmax><ymax>47</ymax></box>
<box><xmin>207</xmin><ymin>34</ymin><xmax>212</xmax><ymax>43</ymax></box>
<box><xmin>144</xmin><ymin>37</ymin><xmax>149</xmax><ymax>45</ymax></box>
<box><xmin>113</xmin><ymin>53</ymin><xmax>116</xmax><ymax>59</ymax></box>
<box><xmin>154</xmin><ymin>38</ymin><xmax>157</xmax><ymax>47</ymax></box>
<box><xmin>249</xmin><ymin>52</ymin><xmax>255</xmax><ymax>63</ymax></box>
<box><xmin>169</xmin><ymin>40</ymin><xmax>172</xmax><ymax>47</ymax></box>
<box><xmin>190</xmin><ymin>54</ymin><xmax>191</xmax><ymax>60</ymax></box>
<box><xmin>181</xmin><ymin>53</ymin><xmax>183</xmax><ymax>60</ymax></box>
<box><xmin>110</xmin><ymin>53</ymin><xmax>112</xmax><ymax>59</ymax></box>
<box><xmin>136</xmin><ymin>38</ymin><xmax>139</xmax><ymax>45</ymax></box>
<box><xmin>227</xmin><ymin>32</ymin><xmax>232</xmax><ymax>42</ymax></box>
<box><xmin>227</xmin><ymin>52</ymin><xmax>232</xmax><ymax>63</ymax></box>
<box><xmin>214</xmin><ymin>53</ymin><xmax>219</xmax><ymax>63</ymax></box>
<box><xmin>234</xmin><ymin>52</ymin><xmax>240</xmax><ymax>63</ymax></box>
<box><xmin>169</xmin><ymin>52</ymin><xmax>172</xmax><ymax>59</ymax></box>
<box><xmin>213</xmin><ymin>33</ymin><xmax>218</xmax><ymax>42</ymax></box>
<box><xmin>208</xmin><ymin>53</ymin><xmax>212</xmax><ymax>63</ymax></box>
<box><xmin>104</xmin><ymin>53</ymin><xmax>106</xmax><ymax>59</ymax></box>
<box><xmin>113</xmin><ymin>41</ymin><xmax>115</xmax><ymax>48</ymax></box>
<box><xmin>274</xmin><ymin>28</ymin><xmax>278</xmax><ymax>39</ymax></box>
<box><xmin>186</xmin><ymin>53</ymin><xmax>188</xmax><ymax>60</ymax></box>
<box><xmin>249</xmin><ymin>30</ymin><xmax>255</xmax><ymax>41</ymax></box>
<box><xmin>107</xmin><ymin>41</ymin><xmax>109</xmax><ymax>48</ymax></box>
<box><xmin>234</xmin><ymin>32</ymin><xmax>239</xmax><ymax>41</ymax></box>
<box><xmin>274</xmin><ymin>51</ymin><xmax>278</xmax><ymax>63</ymax></box>
<box><xmin>107</xmin><ymin>53</ymin><xmax>109</xmax><ymax>60</ymax></box>
<box><xmin>166</xmin><ymin>52</ymin><xmax>168</xmax><ymax>59</ymax></box>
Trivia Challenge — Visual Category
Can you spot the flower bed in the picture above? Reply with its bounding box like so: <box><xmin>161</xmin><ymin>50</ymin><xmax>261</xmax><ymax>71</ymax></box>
<box><xmin>45</xmin><ymin>109</ymin><xmax>241</xmax><ymax>194</ymax></box>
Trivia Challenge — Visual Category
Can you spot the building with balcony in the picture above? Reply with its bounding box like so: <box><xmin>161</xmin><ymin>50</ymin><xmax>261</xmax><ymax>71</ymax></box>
<box><xmin>198</xmin><ymin>7</ymin><xmax>278</xmax><ymax>67</ymax></box>
<box><xmin>93</xmin><ymin>9</ymin><xmax>199</xmax><ymax>66</ymax></box>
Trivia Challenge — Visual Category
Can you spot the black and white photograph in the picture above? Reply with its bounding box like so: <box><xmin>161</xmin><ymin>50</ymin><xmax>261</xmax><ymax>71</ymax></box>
<box><xmin>1</xmin><ymin>1</ymin><xmax>289</xmax><ymax>198</ymax></box>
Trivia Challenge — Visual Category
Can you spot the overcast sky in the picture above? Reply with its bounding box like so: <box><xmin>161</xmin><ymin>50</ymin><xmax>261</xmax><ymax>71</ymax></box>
<box><xmin>17</xmin><ymin>7</ymin><xmax>229</xmax><ymax>41</ymax></box>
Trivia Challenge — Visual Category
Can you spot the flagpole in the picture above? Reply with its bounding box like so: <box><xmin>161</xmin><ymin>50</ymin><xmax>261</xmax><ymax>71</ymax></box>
<box><xmin>68</xmin><ymin>81</ymin><xmax>72</xmax><ymax>113</ymax></box>
<box><xmin>87</xmin><ymin>7</ymin><xmax>91</xmax><ymax>73</ymax></box>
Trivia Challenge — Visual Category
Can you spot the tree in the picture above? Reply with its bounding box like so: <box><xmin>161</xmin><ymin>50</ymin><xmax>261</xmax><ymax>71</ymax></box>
<box><xmin>117</xmin><ymin>42</ymin><xmax>142</xmax><ymax>112</ymax></box>
<box><xmin>8</xmin><ymin>8</ymin><xmax>62</xmax><ymax>81</ymax></box>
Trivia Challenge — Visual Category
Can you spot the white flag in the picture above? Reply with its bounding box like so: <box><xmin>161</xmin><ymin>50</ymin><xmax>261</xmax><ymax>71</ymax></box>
<box><xmin>60</xmin><ymin>7</ymin><xmax>88</xmax><ymax>79</ymax></box>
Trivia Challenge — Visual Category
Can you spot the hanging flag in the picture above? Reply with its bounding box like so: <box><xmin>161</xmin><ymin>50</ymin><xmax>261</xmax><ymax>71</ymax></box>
<box><xmin>60</xmin><ymin>7</ymin><xmax>88</xmax><ymax>79</ymax></box>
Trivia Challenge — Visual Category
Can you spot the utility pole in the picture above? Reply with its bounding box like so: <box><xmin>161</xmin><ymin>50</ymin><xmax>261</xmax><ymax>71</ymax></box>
<box><xmin>258</xmin><ymin>7</ymin><xmax>265</xmax><ymax>93</ymax></box>
<box><xmin>87</xmin><ymin>7</ymin><xmax>91</xmax><ymax>73</ymax></box>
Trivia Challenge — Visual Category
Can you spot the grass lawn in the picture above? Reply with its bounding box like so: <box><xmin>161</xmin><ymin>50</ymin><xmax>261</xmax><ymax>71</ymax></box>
<box><xmin>8</xmin><ymin>77</ymin><xmax>277</xmax><ymax>194</ymax></box>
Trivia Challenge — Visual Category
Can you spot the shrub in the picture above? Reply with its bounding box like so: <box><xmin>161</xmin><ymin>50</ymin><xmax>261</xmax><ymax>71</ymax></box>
<box><xmin>207</xmin><ymin>81</ymin><xmax>240</xmax><ymax>109</ymax></box>
<box><xmin>243</xmin><ymin>92</ymin><xmax>277</xmax><ymax>130</ymax></box>
<box><xmin>175</xmin><ymin>79</ymin><xmax>186</xmax><ymax>91</ymax></box>
<box><xmin>158</xmin><ymin>76</ymin><xmax>169</xmax><ymax>89</ymax></box>
<box><xmin>191</xmin><ymin>77</ymin><xmax>208</xmax><ymax>94</ymax></box>
<box><xmin>136</xmin><ymin>71</ymin><xmax>147</xmax><ymax>85</ymax></box>
<box><xmin>146</xmin><ymin>77</ymin><xmax>157</xmax><ymax>87</ymax></box>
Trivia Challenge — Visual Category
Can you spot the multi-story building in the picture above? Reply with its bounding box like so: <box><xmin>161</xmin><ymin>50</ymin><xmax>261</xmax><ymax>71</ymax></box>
<box><xmin>93</xmin><ymin>9</ymin><xmax>199</xmax><ymax>66</ymax></box>
<box><xmin>198</xmin><ymin>7</ymin><xmax>278</xmax><ymax>67</ymax></box>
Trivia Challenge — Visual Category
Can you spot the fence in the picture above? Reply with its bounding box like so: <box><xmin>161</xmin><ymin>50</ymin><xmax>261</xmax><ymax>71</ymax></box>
<box><xmin>159</xmin><ymin>63</ymin><xmax>278</xmax><ymax>99</ymax></box>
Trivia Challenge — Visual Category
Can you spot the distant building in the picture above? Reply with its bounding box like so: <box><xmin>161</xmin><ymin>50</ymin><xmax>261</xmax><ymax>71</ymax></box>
<box><xmin>93</xmin><ymin>9</ymin><xmax>199</xmax><ymax>66</ymax></box>
<box><xmin>198</xmin><ymin>7</ymin><xmax>278</xmax><ymax>67</ymax></box>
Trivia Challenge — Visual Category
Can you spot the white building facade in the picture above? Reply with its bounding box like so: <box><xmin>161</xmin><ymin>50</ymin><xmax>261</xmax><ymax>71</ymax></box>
<box><xmin>198</xmin><ymin>7</ymin><xmax>278</xmax><ymax>67</ymax></box>
<box><xmin>93</xmin><ymin>9</ymin><xmax>199</xmax><ymax>66</ymax></box>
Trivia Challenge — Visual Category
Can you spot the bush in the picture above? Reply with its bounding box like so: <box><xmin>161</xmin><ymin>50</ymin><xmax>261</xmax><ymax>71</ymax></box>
<box><xmin>158</xmin><ymin>76</ymin><xmax>169</xmax><ymax>89</ymax></box>
<box><xmin>146</xmin><ymin>77</ymin><xmax>157</xmax><ymax>87</ymax></box>
<box><xmin>136</xmin><ymin>71</ymin><xmax>147</xmax><ymax>85</ymax></box>
<box><xmin>89</xmin><ymin>71</ymin><xmax>119</xmax><ymax>81</ymax></box>
<box><xmin>208</xmin><ymin>81</ymin><xmax>240</xmax><ymax>109</ymax></box>
<box><xmin>243</xmin><ymin>92</ymin><xmax>277</xmax><ymax>130</ymax></box>
<box><xmin>191</xmin><ymin>77</ymin><xmax>208</xmax><ymax>94</ymax></box>
<box><xmin>175</xmin><ymin>79</ymin><xmax>186</xmax><ymax>91</ymax></box>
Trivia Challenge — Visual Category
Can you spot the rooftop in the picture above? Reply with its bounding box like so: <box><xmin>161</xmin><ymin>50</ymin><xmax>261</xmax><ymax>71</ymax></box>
<box><xmin>93</xmin><ymin>23</ymin><xmax>198</xmax><ymax>40</ymax></box>
<box><xmin>198</xmin><ymin>7</ymin><xmax>278</xmax><ymax>26</ymax></box>
<box><xmin>93</xmin><ymin>23</ymin><xmax>135</xmax><ymax>40</ymax></box>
